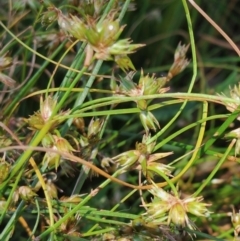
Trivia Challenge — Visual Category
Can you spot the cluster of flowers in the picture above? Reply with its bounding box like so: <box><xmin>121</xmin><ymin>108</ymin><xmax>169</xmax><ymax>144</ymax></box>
<box><xmin>143</xmin><ymin>183</ymin><xmax>211</xmax><ymax>233</ymax></box>
<box><xmin>41</xmin><ymin>3</ymin><xmax>144</xmax><ymax>70</ymax></box>
<box><xmin>19</xmin><ymin>2</ymin><xmax>214</xmax><ymax>236</ymax></box>
<box><xmin>219</xmin><ymin>84</ymin><xmax>240</xmax><ymax>236</ymax></box>
<box><xmin>111</xmin><ymin>42</ymin><xmax>189</xmax><ymax>133</ymax></box>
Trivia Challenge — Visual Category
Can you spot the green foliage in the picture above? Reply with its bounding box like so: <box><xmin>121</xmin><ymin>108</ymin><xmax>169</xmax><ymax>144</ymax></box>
<box><xmin>0</xmin><ymin>0</ymin><xmax>240</xmax><ymax>240</ymax></box>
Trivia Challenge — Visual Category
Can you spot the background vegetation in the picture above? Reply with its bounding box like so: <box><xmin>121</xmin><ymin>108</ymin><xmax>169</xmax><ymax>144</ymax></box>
<box><xmin>0</xmin><ymin>0</ymin><xmax>240</xmax><ymax>240</ymax></box>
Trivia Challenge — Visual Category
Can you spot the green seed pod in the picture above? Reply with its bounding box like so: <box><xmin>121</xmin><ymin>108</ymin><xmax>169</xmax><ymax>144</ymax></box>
<box><xmin>139</xmin><ymin>110</ymin><xmax>160</xmax><ymax>133</ymax></box>
<box><xmin>114</xmin><ymin>55</ymin><xmax>136</xmax><ymax>72</ymax></box>
<box><xmin>232</xmin><ymin>207</ymin><xmax>240</xmax><ymax>236</ymax></box>
<box><xmin>113</xmin><ymin>150</ymin><xmax>140</xmax><ymax>169</ymax></box>
<box><xmin>98</xmin><ymin>20</ymin><xmax>122</xmax><ymax>45</ymax></box>
<box><xmin>0</xmin><ymin>160</ymin><xmax>10</xmax><ymax>183</ymax></box>
<box><xmin>102</xmin><ymin>233</ymin><xmax>115</xmax><ymax>241</ymax></box>
<box><xmin>136</xmin><ymin>99</ymin><xmax>148</xmax><ymax>111</ymax></box>
<box><xmin>46</xmin><ymin>180</ymin><xmax>58</xmax><ymax>199</ymax></box>
<box><xmin>19</xmin><ymin>186</ymin><xmax>37</xmax><ymax>201</ymax></box>
<box><xmin>0</xmin><ymin>52</ymin><xmax>12</xmax><ymax>70</ymax></box>
<box><xmin>41</xmin><ymin>133</ymin><xmax>54</xmax><ymax>148</ymax></box>
<box><xmin>67</xmin><ymin>15</ymin><xmax>86</xmax><ymax>41</ymax></box>
<box><xmin>0</xmin><ymin>72</ymin><xmax>16</xmax><ymax>87</ymax></box>
<box><xmin>41</xmin><ymin>7</ymin><xmax>59</xmax><ymax>27</ymax></box>
<box><xmin>0</xmin><ymin>199</ymin><xmax>6</xmax><ymax>211</ymax></box>
<box><xmin>73</xmin><ymin>117</ymin><xmax>85</xmax><ymax>133</ymax></box>
<box><xmin>169</xmin><ymin>203</ymin><xmax>186</xmax><ymax>227</ymax></box>
<box><xmin>87</xmin><ymin>118</ymin><xmax>104</xmax><ymax>138</ymax></box>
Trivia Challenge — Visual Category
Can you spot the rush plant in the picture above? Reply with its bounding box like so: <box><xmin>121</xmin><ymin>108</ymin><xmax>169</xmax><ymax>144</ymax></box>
<box><xmin>0</xmin><ymin>0</ymin><xmax>239</xmax><ymax>241</ymax></box>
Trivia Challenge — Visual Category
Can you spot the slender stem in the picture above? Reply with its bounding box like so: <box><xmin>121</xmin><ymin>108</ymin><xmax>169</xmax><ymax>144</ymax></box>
<box><xmin>118</xmin><ymin>0</ymin><xmax>131</xmax><ymax>22</ymax></box>
<box><xmin>37</xmin><ymin>169</ymin><xmax>123</xmax><ymax>239</ymax></box>
<box><xmin>188</xmin><ymin>0</ymin><xmax>240</xmax><ymax>56</ymax></box>
<box><xmin>46</xmin><ymin>39</ymin><xmax>79</xmax><ymax>95</ymax></box>
<box><xmin>56</xmin><ymin>42</ymin><xmax>87</xmax><ymax>100</ymax></box>
<box><xmin>53</xmin><ymin>66</ymin><xmax>87</xmax><ymax>115</ymax></box>
<box><xmin>194</xmin><ymin>139</ymin><xmax>236</xmax><ymax>197</ymax></box>
<box><xmin>98</xmin><ymin>0</ymin><xmax>117</xmax><ymax>24</ymax></box>
<box><xmin>0</xmin><ymin>196</ymin><xmax>25</xmax><ymax>239</ymax></box>
<box><xmin>3</xmin><ymin>41</ymin><xmax>66</xmax><ymax>116</ymax></box>
<box><xmin>148</xmin><ymin>166</ymin><xmax>179</xmax><ymax>197</ymax></box>
<box><xmin>62</xmin><ymin>59</ymin><xmax>103</xmax><ymax>135</ymax></box>
<box><xmin>0</xmin><ymin>21</ymin><xmax>91</xmax><ymax>77</ymax></box>
<box><xmin>0</xmin><ymin>168</ymin><xmax>24</xmax><ymax>224</ymax></box>
<box><xmin>29</xmin><ymin>157</ymin><xmax>55</xmax><ymax>236</ymax></box>
<box><xmin>182</xmin><ymin>0</ymin><xmax>198</xmax><ymax>94</ymax></box>
<box><xmin>28</xmin><ymin>198</ymin><xmax>40</xmax><ymax>241</ymax></box>
<box><xmin>0</xmin><ymin>122</ymin><xmax>52</xmax><ymax>191</ymax></box>
<box><xmin>148</xmin><ymin>0</ymin><xmax>198</xmax><ymax>145</ymax></box>
<box><xmin>70</xmin><ymin>0</ymin><xmax>132</xmax><ymax>195</ymax></box>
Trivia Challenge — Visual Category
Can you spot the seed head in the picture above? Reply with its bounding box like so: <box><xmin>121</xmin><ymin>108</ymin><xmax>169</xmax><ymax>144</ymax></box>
<box><xmin>41</xmin><ymin>6</ymin><xmax>59</xmax><ymax>28</ymax></box>
<box><xmin>18</xmin><ymin>186</ymin><xmax>37</xmax><ymax>202</ymax></box>
<box><xmin>232</xmin><ymin>207</ymin><xmax>240</xmax><ymax>237</ymax></box>
<box><xmin>168</xmin><ymin>42</ymin><xmax>190</xmax><ymax>80</ymax></box>
<box><xmin>219</xmin><ymin>83</ymin><xmax>240</xmax><ymax>120</ymax></box>
<box><xmin>139</xmin><ymin>110</ymin><xmax>160</xmax><ymax>133</ymax></box>
<box><xmin>0</xmin><ymin>159</ymin><xmax>10</xmax><ymax>183</ymax></box>
<box><xmin>0</xmin><ymin>52</ymin><xmax>12</xmax><ymax>70</ymax></box>
<box><xmin>42</xmin><ymin>134</ymin><xmax>75</xmax><ymax>170</ymax></box>
<box><xmin>144</xmin><ymin>184</ymin><xmax>211</xmax><ymax>232</ymax></box>
<box><xmin>225</xmin><ymin>128</ymin><xmax>240</xmax><ymax>156</ymax></box>
<box><xmin>87</xmin><ymin>118</ymin><xmax>104</xmax><ymax>139</ymax></box>
<box><xmin>26</xmin><ymin>96</ymin><xmax>69</xmax><ymax>131</ymax></box>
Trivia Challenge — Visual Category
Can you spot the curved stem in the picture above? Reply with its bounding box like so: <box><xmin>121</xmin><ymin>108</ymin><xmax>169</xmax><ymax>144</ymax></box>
<box><xmin>149</xmin><ymin>0</ymin><xmax>198</xmax><ymax>145</ymax></box>
<box><xmin>148</xmin><ymin>166</ymin><xmax>179</xmax><ymax>197</ymax></box>
<box><xmin>193</xmin><ymin>139</ymin><xmax>236</xmax><ymax>197</ymax></box>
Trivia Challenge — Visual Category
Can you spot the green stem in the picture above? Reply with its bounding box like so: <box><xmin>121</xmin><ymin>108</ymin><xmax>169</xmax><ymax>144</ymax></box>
<box><xmin>118</xmin><ymin>0</ymin><xmax>131</xmax><ymax>22</ymax></box>
<box><xmin>0</xmin><ymin>122</ymin><xmax>52</xmax><ymax>191</ymax></box>
<box><xmin>62</xmin><ymin>59</ymin><xmax>103</xmax><ymax>135</ymax></box>
<box><xmin>28</xmin><ymin>198</ymin><xmax>40</xmax><ymax>241</ymax></box>
<box><xmin>37</xmin><ymin>169</ymin><xmax>123</xmax><ymax>239</ymax></box>
<box><xmin>98</xmin><ymin>0</ymin><xmax>118</xmax><ymax>24</ymax></box>
<box><xmin>69</xmin><ymin>0</ymin><xmax>132</xmax><ymax>195</ymax></box>
<box><xmin>154</xmin><ymin>102</ymin><xmax>208</xmax><ymax>150</ymax></box>
<box><xmin>193</xmin><ymin>139</ymin><xmax>236</xmax><ymax>197</ymax></box>
<box><xmin>3</xmin><ymin>40</ymin><xmax>66</xmax><ymax>116</ymax></box>
<box><xmin>0</xmin><ymin>199</ymin><xmax>25</xmax><ymax>239</ymax></box>
<box><xmin>147</xmin><ymin>166</ymin><xmax>179</xmax><ymax>197</ymax></box>
<box><xmin>0</xmin><ymin>168</ymin><xmax>24</xmax><ymax>224</ymax></box>
<box><xmin>86</xmin><ymin>175</ymin><xmax>139</xmax><ymax>233</ymax></box>
<box><xmin>53</xmin><ymin>66</ymin><xmax>88</xmax><ymax>115</ymax></box>
<box><xmin>148</xmin><ymin>0</ymin><xmax>197</xmax><ymax>145</ymax></box>
<box><xmin>55</xmin><ymin>42</ymin><xmax>87</xmax><ymax>100</ymax></box>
